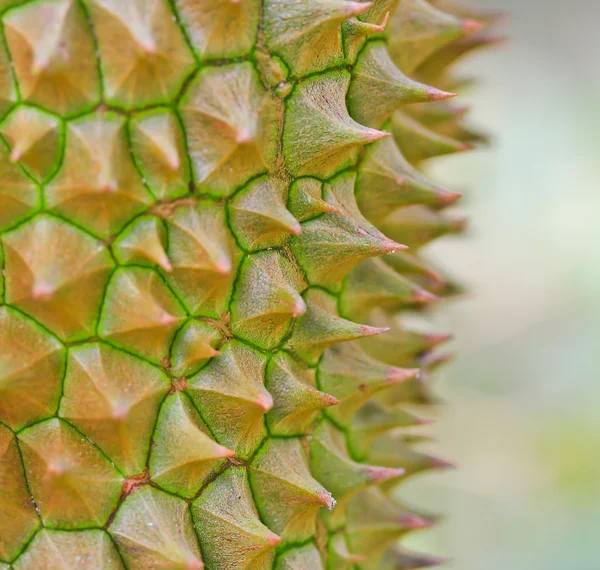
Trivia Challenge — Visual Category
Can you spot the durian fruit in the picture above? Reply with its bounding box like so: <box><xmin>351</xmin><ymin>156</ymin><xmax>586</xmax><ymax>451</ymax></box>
<box><xmin>0</xmin><ymin>0</ymin><xmax>497</xmax><ymax>568</ymax></box>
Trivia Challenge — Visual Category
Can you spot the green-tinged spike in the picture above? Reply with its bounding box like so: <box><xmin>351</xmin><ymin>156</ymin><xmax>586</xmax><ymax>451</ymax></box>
<box><xmin>361</xmin><ymin>310</ymin><xmax>452</xmax><ymax>368</ymax></box>
<box><xmin>170</xmin><ymin>320</ymin><xmax>222</xmax><ymax>377</ymax></box>
<box><xmin>46</xmin><ymin>113</ymin><xmax>153</xmax><ymax>239</ymax></box>
<box><xmin>175</xmin><ymin>0</ymin><xmax>260</xmax><ymax>59</ymax></box>
<box><xmin>430</xmin><ymin>0</ymin><xmax>506</xmax><ymax>23</ymax></box>
<box><xmin>3</xmin><ymin>0</ymin><xmax>100</xmax><ymax>115</ymax></box>
<box><xmin>0</xmin><ymin>134</ymin><xmax>39</xmax><ymax>232</ymax></box>
<box><xmin>2</xmin><ymin>215</ymin><xmax>114</xmax><ymax>341</ymax></box>
<box><xmin>129</xmin><ymin>110</ymin><xmax>190</xmax><ymax>201</ymax></box>
<box><xmin>18</xmin><ymin>418</ymin><xmax>123</xmax><ymax>528</ymax></box>
<box><xmin>347</xmin><ymin>42</ymin><xmax>454</xmax><ymax>128</ymax></box>
<box><xmin>387</xmin><ymin>0</ymin><xmax>474</xmax><ymax>74</ymax></box>
<box><xmin>98</xmin><ymin>267</ymin><xmax>187</xmax><ymax>364</ymax></box>
<box><xmin>266</xmin><ymin>352</ymin><xmax>338</xmax><ymax>436</ymax></box>
<box><xmin>230</xmin><ymin>176</ymin><xmax>301</xmax><ymax>250</ymax></box>
<box><xmin>59</xmin><ymin>343</ymin><xmax>170</xmax><ymax>475</ymax></box>
<box><xmin>0</xmin><ymin>307</ymin><xmax>66</xmax><ymax>430</ymax></box>
<box><xmin>310</xmin><ymin>420</ymin><xmax>404</xmax><ymax>530</ymax></box>
<box><xmin>0</xmin><ymin>425</ymin><xmax>39</xmax><ymax>561</ymax></box>
<box><xmin>113</xmin><ymin>216</ymin><xmax>173</xmax><ymax>273</ymax></box>
<box><xmin>13</xmin><ymin>529</ymin><xmax>124</xmax><ymax>570</ymax></box>
<box><xmin>149</xmin><ymin>393</ymin><xmax>234</xmax><ymax>497</ymax></box>
<box><xmin>285</xmin><ymin>288</ymin><xmax>388</xmax><ymax>366</ymax></box>
<box><xmin>346</xmin><ymin>488</ymin><xmax>434</xmax><ymax>563</ymax></box>
<box><xmin>162</xmin><ymin>201</ymin><xmax>241</xmax><ymax>316</ymax></box>
<box><xmin>328</xmin><ymin>532</ymin><xmax>366</xmax><ymax>569</ymax></box>
<box><xmin>367</xmin><ymin>431</ymin><xmax>454</xmax><ymax>481</ymax></box>
<box><xmin>341</xmin><ymin>258</ymin><xmax>438</xmax><ymax>321</ymax></box>
<box><xmin>283</xmin><ymin>71</ymin><xmax>389</xmax><ymax>178</ymax></box>
<box><xmin>292</xmin><ymin>172</ymin><xmax>404</xmax><ymax>291</ymax></box>
<box><xmin>250</xmin><ymin>438</ymin><xmax>335</xmax><ymax>543</ymax></box>
<box><xmin>416</xmin><ymin>31</ymin><xmax>505</xmax><ymax>84</ymax></box>
<box><xmin>356</xmin><ymin>136</ymin><xmax>461</xmax><ymax>223</ymax></box>
<box><xmin>87</xmin><ymin>0</ymin><xmax>195</xmax><ymax>109</ymax></box>
<box><xmin>348</xmin><ymin>401</ymin><xmax>432</xmax><ymax>459</ymax></box>
<box><xmin>275</xmin><ymin>543</ymin><xmax>325</xmax><ymax>570</ymax></box>
<box><xmin>343</xmin><ymin>16</ymin><xmax>387</xmax><ymax>65</ymax></box>
<box><xmin>0</xmin><ymin>105</ymin><xmax>61</xmax><ymax>182</ymax></box>
<box><xmin>383</xmin><ymin>251</ymin><xmax>446</xmax><ymax>291</ymax></box>
<box><xmin>319</xmin><ymin>341</ymin><xmax>417</xmax><ymax>429</ymax></box>
<box><xmin>380</xmin><ymin>547</ymin><xmax>445</xmax><ymax>569</ymax></box>
<box><xmin>263</xmin><ymin>0</ymin><xmax>371</xmax><ymax>76</ymax></box>
<box><xmin>377</xmin><ymin>205</ymin><xmax>467</xmax><ymax>250</ymax></box>
<box><xmin>231</xmin><ymin>250</ymin><xmax>306</xmax><ymax>349</ymax></box>
<box><xmin>359</xmin><ymin>0</ymin><xmax>401</xmax><ymax>24</ymax></box>
<box><xmin>110</xmin><ymin>486</ymin><xmax>204</xmax><ymax>570</ymax></box>
<box><xmin>192</xmin><ymin>467</ymin><xmax>281</xmax><ymax>570</ymax></box>
<box><xmin>186</xmin><ymin>341</ymin><xmax>269</xmax><ymax>458</ymax></box>
<box><xmin>288</xmin><ymin>178</ymin><xmax>339</xmax><ymax>222</ymax></box>
<box><xmin>391</xmin><ymin>109</ymin><xmax>472</xmax><ymax>162</ymax></box>
<box><xmin>179</xmin><ymin>62</ymin><xmax>282</xmax><ymax>196</ymax></box>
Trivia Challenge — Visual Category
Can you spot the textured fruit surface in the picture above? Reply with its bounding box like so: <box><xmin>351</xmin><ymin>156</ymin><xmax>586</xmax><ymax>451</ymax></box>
<box><xmin>0</xmin><ymin>0</ymin><xmax>497</xmax><ymax>568</ymax></box>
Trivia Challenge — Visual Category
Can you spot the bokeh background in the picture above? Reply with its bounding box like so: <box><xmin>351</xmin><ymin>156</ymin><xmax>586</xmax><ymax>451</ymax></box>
<box><xmin>401</xmin><ymin>0</ymin><xmax>600</xmax><ymax>568</ymax></box>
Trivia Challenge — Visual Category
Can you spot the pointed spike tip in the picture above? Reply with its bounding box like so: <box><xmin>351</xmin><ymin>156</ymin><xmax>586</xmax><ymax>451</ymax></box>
<box><xmin>267</xmin><ymin>532</ymin><xmax>282</xmax><ymax>547</ymax></box>
<box><xmin>412</xmin><ymin>288</ymin><xmax>441</xmax><ymax>304</ymax></box>
<box><xmin>367</xmin><ymin>465</ymin><xmax>405</xmax><ymax>483</ymax></box>
<box><xmin>347</xmin><ymin>1</ymin><xmax>373</xmax><ymax>18</ymax></box>
<box><xmin>185</xmin><ymin>557</ymin><xmax>204</xmax><ymax>570</ymax></box>
<box><xmin>427</xmin><ymin>87</ymin><xmax>458</xmax><ymax>102</ymax></box>
<box><xmin>462</xmin><ymin>19</ymin><xmax>486</xmax><ymax>34</ymax></box>
<box><xmin>398</xmin><ymin>513</ymin><xmax>435</xmax><ymax>530</ymax></box>
<box><xmin>360</xmin><ymin>325</ymin><xmax>390</xmax><ymax>337</ymax></box>
<box><xmin>256</xmin><ymin>391</ymin><xmax>274</xmax><ymax>412</ymax></box>
<box><xmin>437</xmin><ymin>189</ymin><xmax>463</xmax><ymax>207</ymax></box>
<box><xmin>387</xmin><ymin>367</ymin><xmax>420</xmax><ymax>384</ymax></box>
<box><xmin>318</xmin><ymin>490</ymin><xmax>336</xmax><ymax>510</ymax></box>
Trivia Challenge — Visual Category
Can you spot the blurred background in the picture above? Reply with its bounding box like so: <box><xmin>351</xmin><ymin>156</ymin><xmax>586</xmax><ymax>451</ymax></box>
<box><xmin>402</xmin><ymin>0</ymin><xmax>600</xmax><ymax>568</ymax></box>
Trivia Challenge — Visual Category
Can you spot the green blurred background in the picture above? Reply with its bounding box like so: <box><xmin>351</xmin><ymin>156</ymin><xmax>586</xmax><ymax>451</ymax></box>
<box><xmin>402</xmin><ymin>0</ymin><xmax>600</xmax><ymax>568</ymax></box>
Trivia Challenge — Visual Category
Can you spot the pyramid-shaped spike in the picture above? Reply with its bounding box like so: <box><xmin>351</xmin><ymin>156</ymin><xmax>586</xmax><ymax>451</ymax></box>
<box><xmin>192</xmin><ymin>468</ymin><xmax>280</xmax><ymax>570</ymax></box>
<box><xmin>0</xmin><ymin>307</ymin><xmax>66</xmax><ymax>430</ymax></box>
<box><xmin>250</xmin><ymin>438</ymin><xmax>335</xmax><ymax>542</ymax></box>
<box><xmin>285</xmin><ymin>289</ymin><xmax>388</xmax><ymax>366</ymax></box>
<box><xmin>348</xmin><ymin>402</ymin><xmax>432</xmax><ymax>459</ymax></box>
<box><xmin>164</xmin><ymin>201</ymin><xmax>241</xmax><ymax>316</ymax></box>
<box><xmin>113</xmin><ymin>216</ymin><xmax>173</xmax><ymax>272</ymax></box>
<box><xmin>45</xmin><ymin>113</ymin><xmax>152</xmax><ymax>238</ymax></box>
<box><xmin>266</xmin><ymin>352</ymin><xmax>338</xmax><ymax>436</ymax></box>
<box><xmin>383</xmin><ymin>251</ymin><xmax>446</xmax><ymax>291</ymax></box>
<box><xmin>230</xmin><ymin>176</ymin><xmax>301</xmax><ymax>250</ymax></box>
<box><xmin>179</xmin><ymin>62</ymin><xmax>282</xmax><ymax>195</ymax></box>
<box><xmin>328</xmin><ymin>532</ymin><xmax>366</xmax><ymax>569</ymax></box>
<box><xmin>98</xmin><ymin>267</ymin><xmax>186</xmax><ymax>364</ymax></box>
<box><xmin>18</xmin><ymin>418</ymin><xmax>123</xmax><ymax>528</ymax></box>
<box><xmin>86</xmin><ymin>0</ymin><xmax>195</xmax><ymax>108</ymax></box>
<box><xmin>287</xmin><ymin>178</ymin><xmax>340</xmax><ymax>222</ymax></box>
<box><xmin>310</xmin><ymin>421</ymin><xmax>404</xmax><ymax>530</ymax></box>
<box><xmin>319</xmin><ymin>341</ymin><xmax>418</xmax><ymax>428</ymax></box>
<box><xmin>170</xmin><ymin>320</ymin><xmax>222</xmax><ymax>377</ymax></box>
<box><xmin>187</xmin><ymin>341</ymin><xmax>270</xmax><ymax>458</ymax></box>
<box><xmin>12</xmin><ymin>529</ymin><xmax>124</xmax><ymax>570</ymax></box>
<box><xmin>391</xmin><ymin>109</ymin><xmax>472</xmax><ymax>163</ymax></box>
<box><xmin>356</xmin><ymin>136</ymin><xmax>461</xmax><ymax>223</ymax></box>
<box><xmin>232</xmin><ymin>250</ymin><xmax>307</xmax><ymax>349</ymax></box>
<box><xmin>0</xmin><ymin>425</ymin><xmax>40</xmax><ymax>561</ymax></box>
<box><xmin>149</xmin><ymin>393</ymin><xmax>234</xmax><ymax>497</ymax></box>
<box><xmin>387</xmin><ymin>0</ymin><xmax>472</xmax><ymax>74</ymax></box>
<box><xmin>110</xmin><ymin>486</ymin><xmax>204</xmax><ymax>570</ymax></box>
<box><xmin>3</xmin><ymin>0</ymin><xmax>100</xmax><ymax>115</ymax></box>
<box><xmin>292</xmin><ymin>172</ymin><xmax>405</xmax><ymax>291</ymax></box>
<box><xmin>367</xmin><ymin>431</ymin><xmax>455</xmax><ymax>481</ymax></box>
<box><xmin>377</xmin><ymin>205</ymin><xmax>467</xmax><ymax>250</ymax></box>
<box><xmin>175</xmin><ymin>0</ymin><xmax>260</xmax><ymax>59</ymax></box>
<box><xmin>343</xmin><ymin>15</ymin><xmax>388</xmax><ymax>64</ymax></box>
<box><xmin>129</xmin><ymin>110</ymin><xmax>190</xmax><ymax>200</ymax></box>
<box><xmin>346</xmin><ymin>488</ymin><xmax>434</xmax><ymax>561</ymax></box>
<box><xmin>2</xmin><ymin>214</ymin><xmax>114</xmax><ymax>341</ymax></box>
<box><xmin>60</xmin><ymin>343</ymin><xmax>170</xmax><ymax>475</ymax></box>
<box><xmin>348</xmin><ymin>41</ymin><xmax>455</xmax><ymax>128</ymax></box>
<box><xmin>0</xmin><ymin>105</ymin><xmax>62</xmax><ymax>182</ymax></box>
<box><xmin>341</xmin><ymin>258</ymin><xmax>439</xmax><ymax>321</ymax></box>
<box><xmin>263</xmin><ymin>0</ymin><xmax>371</xmax><ymax>76</ymax></box>
<box><xmin>275</xmin><ymin>543</ymin><xmax>325</xmax><ymax>570</ymax></box>
<box><xmin>284</xmin><ymin>71</ymin><xmax>389</xmax><ymax>178</ymax></box>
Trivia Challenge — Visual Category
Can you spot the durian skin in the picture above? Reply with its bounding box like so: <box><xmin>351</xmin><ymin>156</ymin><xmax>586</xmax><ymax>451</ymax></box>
<box><xmin>0</xmin><ymin>0</ymin><xmax>494</xmax><ymax>568</ymax></box>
